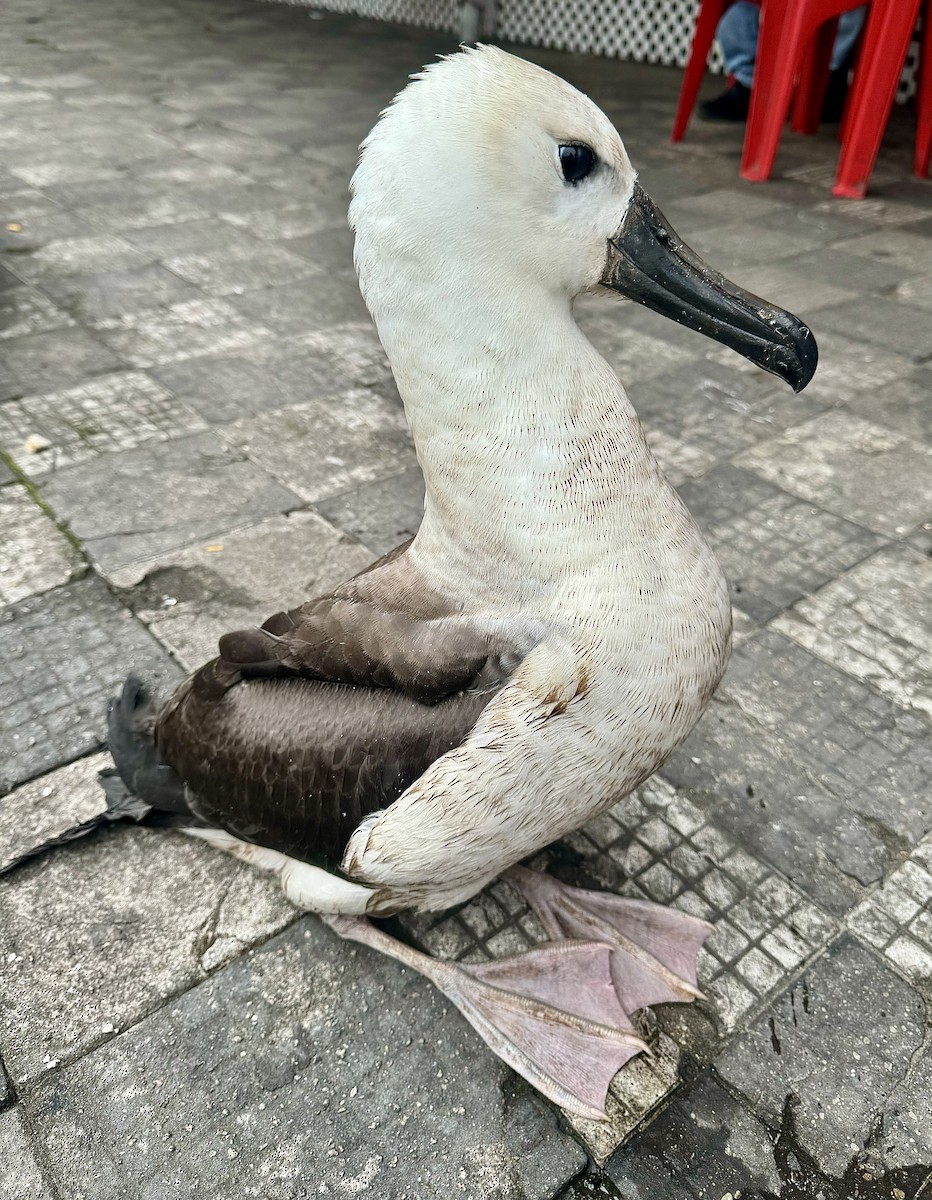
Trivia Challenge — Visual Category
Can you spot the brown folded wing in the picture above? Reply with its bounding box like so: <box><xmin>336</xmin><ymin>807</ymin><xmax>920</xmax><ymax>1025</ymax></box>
<box><xmin>216</xmin><ymin>540</ymin><xmax>499</xmax><ymax>704</ymax></box>
<box><xmin>154</xmin><ymin>543</ymin><xmax>512</xmax><ymax>869</ymax></box>
<box><xmin>157</xmin><ymin>664</ymin><xmax>491</xmax><ymax>869</ymax></box>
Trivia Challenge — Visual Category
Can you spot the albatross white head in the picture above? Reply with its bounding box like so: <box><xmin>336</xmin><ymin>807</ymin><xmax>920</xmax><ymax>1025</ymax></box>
<box><xmin>351</xmin><ymin>46</ymin><xmax>639</xmax><ymax>317</ymax></box>
<box><xmin>349</xmin><ymin>47</ymin><xmax>816</xmax><ymax>588</ymax></box>
<box><xmin>351</xmin><ymin>45</ymin><xmax>815</xmax><ymax>387</ymax></box>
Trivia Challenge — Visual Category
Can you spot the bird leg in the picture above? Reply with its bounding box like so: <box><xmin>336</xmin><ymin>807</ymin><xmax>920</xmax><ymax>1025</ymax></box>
<box><xmin>504</xmin><ymin>865</ymin><xmax>711</xmax><ymax>1013</ymax></box>
<box><xmin>321</xmin><ymin>913</ymin><xmax>647</xmax><ymax>1120</ymax></box>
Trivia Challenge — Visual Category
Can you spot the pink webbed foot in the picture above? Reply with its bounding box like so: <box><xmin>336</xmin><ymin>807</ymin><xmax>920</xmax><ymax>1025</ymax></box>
<box><xmin>322</xmin><ymin>914</ymin><xmax>646</xmax><ymax>1119</ymax></box>
<box><xmin>505</xmin><ymin>865</ymin><xmax>712</xmax><ymax>1013</ymax></box>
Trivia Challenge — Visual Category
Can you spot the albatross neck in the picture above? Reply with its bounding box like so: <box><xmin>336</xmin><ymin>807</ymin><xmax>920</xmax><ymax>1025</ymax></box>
<box><xmin>370</xmin><ymin>277</ymin><xmax>685</xmax><ymax>593</ymax></box>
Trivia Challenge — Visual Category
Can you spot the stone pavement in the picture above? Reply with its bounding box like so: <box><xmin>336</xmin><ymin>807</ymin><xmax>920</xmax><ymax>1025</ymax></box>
<box><xmin>0</xmin><ymin>0</ymin><xmax>930</xmax><ymax>1195</ymax></box>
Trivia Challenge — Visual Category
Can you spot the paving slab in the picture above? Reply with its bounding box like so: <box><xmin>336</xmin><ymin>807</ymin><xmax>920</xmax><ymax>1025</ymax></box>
<box><xmin>0</xmin><ymin>285</ymin><xmax>75</xmax><ymax>341</ymax></box>
<box><xmin>716</xmin><ymin>937</ymin><xmax>932</xmax><ymax>1177</ymax></box>
<box><xmin>0</xmin><ymin>325</ymin><xmax>124</xmax><ymax>402</ymax></box>
<box><xmin>605</xmin><ymin>1070</ymin><xmax>783</xmax><ymax>1198</ymax></box>
<box><xmin>294</xmin><ymin>321</ymin><xmax>397</xmax><ymax>395</ymax></box>
<box><xmin>40</xmin><ymin>430</ymin><xmax>303</xmax><ymax>573</ymax></box>
<box><xmin>282</xmin><ymin>222</ymin><xmax>357</xmax><ymax>279</ymax></box>
<box><xmin>91</xmin><ymin>296</ymin><xmax>272</xmax><ymax>368</ymax></box>
<box><xmin>662</xmin><ymin>188</ymin><xmax>788</xmax><ymax>232</ymax></box>
<box><xmin>638</xmin><ymin>426</ymin><xmax>716</xmax><ymax>488</ymax></box>
<box><xmin>817</xmin><ymin>296</ymin><xmax>932</xmax><ymax>363</ymax></box>
<box><xmin>73</xmin><ymin>191</ymin><xmax>215</xmax><ymax>234</ymax></box>
<box><xmin>848</xmin><ymin>833</ymin><xmax>932</xmax><ymax>986</ymax></box>
<box><xmin>687</xmin><ymin>217</ymin><xmax>828</xmax><ymax>272</ymax></box>
<box><xmin>162</xmin><ymin>242</ymin><xmax>319</xmax><ymax>296</ymax></box>
<box><xmin>0</xmin><ymin>195</ymin><xmax>108</xmax><ymax>245</ymax></box>
<box><xmin>0</xmin><ymin>371</ymin><xmax>207</xmax><ymax>478</ymax></box>
<box><xmin>0</xmin><ymin>485</ymin><xmax>79</xmax><ymax>604</ymax></box>
<box><xmin>222</xmin><ymin>389</ymin><xmax>417</xmax><ymax>504</ymax></box>
<box><xmin>576</xmin><ymin>312</ymin><xmax>697</xmax><ymax>383</ymax></box>
<box><xmin>37</xmin><ymin>263</ymin><xmax>202</xmax><ymax>322</ymax></box>
<box><xmin>722</xmin><ymin>254</ymin><xmax>858</xmax><ymax>316</ymax></box>
<box><xmin>8</xmin><ymin>233</ymin><xmax>151</xmax><ymax>282</ymax></box>
<box><xmin>663</xmin><ymin>631</ymin><xmax>932</xmax><ymax>916</ymax></box>
<box><xmin>629</xmin><ymin>356</ymin><xmax>824</xmax><ymax>465</ymax></box>
<box><xmin>0</xmin><ymin>752</ymin><xmax>111</xmax><ymax>869</ymax></box>
<box><xmin>773</xmin><ymin>545</ymin><xmax>932</xmax><ymax>719</ymax></box>
<box><xmin>736</xmin><ymin>409</ymin><xmax>932</xmax><ymax>537</ymax></box>
<box><xmin>314</xmin><ymin>466</ymin><xmax>425</xmax><ymax>556</ymax></box>
<box><xmin>21</xmin><ymin>918</ymin><xmax>587</xmax><ymax>1200</ymax></box>
<box><xmin>0</xmin><ymin>1107</ymin><xmax>52</xmax><ymax>1200</ymax></box>
<box><xmin>0</xmin><ymin>576</ymin><xmax>180</xmax><ymax>792</ymax></box>
<box><xmin>832</xmin><ymin>226</ymin><xmax>932</xmax><ymax>273</ymax></box>
<box><xmin>148</xmin><ymin>343</ymin><xmax>361</xmax><ymax>424</ymax></box>
<box><xmin>230</xmin><ymin>274</ymin><xmax>372</xmax><ymax>336</ymax></box>
<box><xmin>677</xmin><ymin>464</ymin><xmax>884</xmax><ymax>624</ymax></box>
<box><xmin>890</xmin><ymin>273</ymin><xmax>932</xmax><ymax>314</ymax></box>
<box><xmin>709</xmin><ymin>325</ymin><xmax>915</xmax><ymax>413</ymax></box>
<box><xmin>109</xmin><ymin>510</ymin><xmax>373</xmax><ymax>669</ymax></box>
<box><xmin>840</xmin><ymin>368</ymin><xmax>932</xmax><ymax>443</ymax></box>
<box><xmin>222</xmin><ymin>201</ymin><xmax>345</xmax><ymax>241</ymax></box>
<box><xmin>0</xmin><ymin>756</ymin><xmax>296</xmax><ymax>1084</ymax></box>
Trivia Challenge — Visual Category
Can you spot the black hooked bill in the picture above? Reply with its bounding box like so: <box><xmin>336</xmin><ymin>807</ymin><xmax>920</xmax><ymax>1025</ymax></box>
<box><xmin>602</xmin><ymin>184</ymin><xmax>818</xmax><ymax>393</ymax></box>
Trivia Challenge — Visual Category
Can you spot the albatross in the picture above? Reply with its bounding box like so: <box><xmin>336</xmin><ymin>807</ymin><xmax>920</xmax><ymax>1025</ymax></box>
<box><xmin>5</xmin><ymin>46</ymin><xmax>817</xmax><ymax>1119</ymax></box>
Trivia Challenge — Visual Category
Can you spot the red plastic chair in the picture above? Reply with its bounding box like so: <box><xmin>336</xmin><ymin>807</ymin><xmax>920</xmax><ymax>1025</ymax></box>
<box><xmin>830</xmin><ymin>0</ymin><xmax>929</xmax><ymax>194</ymax></box>
<box><xmin>673</xmin><ymin>0</ymin><xmax>930</xmax><ymax>193</ymax></box>
<box><xmin>788</xmin><ymin>13</ymin><xmax>843</xmax><ymax>135</ymax></box>
<box><xmin>740</xmin><ymin>0</ymin><xmax>870</xmax><ymax>180</ymax></box>
<box><xmin>671</xmin><ymin>0</ymin><xmax>749</xmax><ymax>142</ymax></box>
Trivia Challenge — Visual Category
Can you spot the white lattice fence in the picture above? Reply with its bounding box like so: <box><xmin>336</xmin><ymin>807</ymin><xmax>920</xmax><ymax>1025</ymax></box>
<box><xmin>496</xmin><ymin>0</ymin><xmax>701</xmax><ymax>65</ymax></box>
<box><xmin>268</xmin><ymin>0</ymin><xmax>919</xmax><ymax>99</ymax></box>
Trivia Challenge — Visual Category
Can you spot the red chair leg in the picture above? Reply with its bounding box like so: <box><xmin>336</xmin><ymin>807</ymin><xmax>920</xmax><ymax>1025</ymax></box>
<box><xmin>672</xmin><ymin>0</ymin><xmax>732</xmax><ymax>141</ymax></box>
<box><xmin>741</xmin><ymin>3</ymin><xmax>813</xmax><ymax>181</ymax></box>
<box><xmin>916</xmin><ymin>0</ymin><xmax>932</xmax><ymax>177</ymax></box>
<box><xmin>791</xmin><ymin>18</ymin><xmax>838</xmax><ymax>134</ymax></box>
<box><xmin>833</xmin><ymin>0</ymin><xmax>923</xmax><ymax>197</ymax></box>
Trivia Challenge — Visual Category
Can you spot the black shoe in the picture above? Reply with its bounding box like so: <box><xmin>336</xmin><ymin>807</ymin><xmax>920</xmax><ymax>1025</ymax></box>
<box><xmin>821</xmin><ymin>68</ymin><xmax>849</xmax><ymax>123</ymax></box>
<box><xmin>699</xmin><ymin>81</ymin><xmax>752</xmax><ymax>122</ymax></box>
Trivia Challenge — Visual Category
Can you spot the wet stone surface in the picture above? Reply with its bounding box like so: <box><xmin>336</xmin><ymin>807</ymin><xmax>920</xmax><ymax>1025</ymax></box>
<box><xmin>21</xmin><ymin>920</ymin><xmax>587</xmax><ymax>1200</ymax></box>
<box><xmin>0</xmin><ymin>0</ymin><xmax>930</xmax><ymax>1190</ymax></box>
<box><xmin>0</xmin><ymin>485</ymin><xmax>79</xmax><ymax>604</ymax></box>
<box><xmin>108</xmin><ymin>510</ymin><xmax>373</xmax><ymax>669</ymax></box>
<box><xmin>678</xmin><ymin>463</ymin><xmax>884</xmax><ymax>624</ymax></box>
<box><xmin>40</xmin><ymin>431</ymin><xmax>303</xmax><ymax>573</ymax></box>
<box><xmin>715</xmin><ymin>937</ymin><xmax>932</xmax><ymax>1178</ymax></box>
<box><xmin>847</xmin><ymin>833</ymin><xmax>932</xmax><ymax>987</ymax></box>
<box><xmin>0</xmin><ymin>756</ymin><xmax>296</xmax><ymax>1083</ymax></box>
<box><xmin>0</xmin><ymin>577</ymin><xmax>181</xmax><ymax>792</ymax></box>
<box><xmin>664</xmin><ymin>631</ymin><xmax>932</xmax><ymax>918</ymax></box>
<box><xmin>0</xmin><ymin>371</ymin><xmax>208</xmax><ymax>477</ymax></box>
<box><xmin>773</xmin><ymin>544</ymin><xmax>932</xmax><ymax>719</ymax></box>
<box><xmin>0</xmin><ymin>1107</ymin><xmax>52</xmax><ymax>1200</ymax></box>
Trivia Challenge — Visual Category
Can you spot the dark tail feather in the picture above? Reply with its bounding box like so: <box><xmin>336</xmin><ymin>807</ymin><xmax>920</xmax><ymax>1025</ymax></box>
<box><xmin>107</xmin><ymin>676</ymin><xmax>189</xmax><ymax>814</ymax></box>
<box><xmin>1</xmin><ymin>678</ymin><xmax>193</xmax><ymax>878</ymax></box>
<box><xmin>0</xmin><ymin>770</ymin><xmax>153</xmax><ymax>877</ymax></box>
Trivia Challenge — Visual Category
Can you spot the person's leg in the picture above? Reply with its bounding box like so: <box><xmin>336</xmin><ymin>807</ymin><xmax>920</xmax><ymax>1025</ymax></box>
<box><xmin>717</xmin><ymin>0</ymin><xmax>760</xmax><ymax>87</ymax></box>
<box><xmin>700</xmin><ymin>1</ymin><xmax>759</xmax><ymax>120</ymax></box>
<box><xmin>831</xmin><ymin>7</ymin><xmax>866</xmax><ymax>71</ymax></box>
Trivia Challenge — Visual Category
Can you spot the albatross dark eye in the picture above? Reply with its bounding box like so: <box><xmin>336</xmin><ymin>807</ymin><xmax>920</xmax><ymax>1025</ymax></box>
<box><xmin>559</xmin><ymin>143</ymin><xmax>596</xmax><ymax>185</ymax></box>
